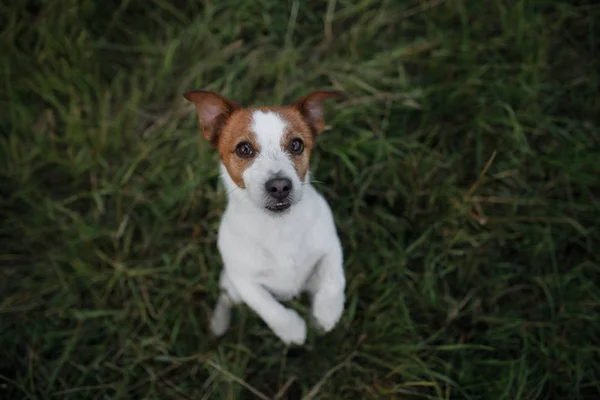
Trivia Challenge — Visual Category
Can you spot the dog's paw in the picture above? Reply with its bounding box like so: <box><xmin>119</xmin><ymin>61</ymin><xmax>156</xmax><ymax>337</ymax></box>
<box><xmin>272</xmin><ymin>309</ymin><xmax>307</xmax><ymax>345</ymax></box>
<box><xmin>210</xmin><ymin>315</ymin><xmax>230</xmax><ymax>337</ymax></box>
<box><xmin>210</xmin><ymin>303</ymin><xmax>231</xmax><ymax>337</ymax></box>
<box><xmin>312</xmin><ymin>291</ymin><xmax>344</xmax><ymax>332</ymax></box>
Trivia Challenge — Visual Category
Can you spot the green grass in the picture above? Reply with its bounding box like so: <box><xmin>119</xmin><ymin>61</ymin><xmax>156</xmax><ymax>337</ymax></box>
<box><xmin>1</xmin><ymin>0</ymin><xmax>600</xmax><ymax>398</ymax></box>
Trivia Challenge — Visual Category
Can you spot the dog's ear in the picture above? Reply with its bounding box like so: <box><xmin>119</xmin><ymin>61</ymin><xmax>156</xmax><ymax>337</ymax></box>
<box><xmin>184</xmin><ymin>90</ymin><xmax>241</xmax><ymax>146</ymax></box>
<box><xmin>290</xmin><ymin>90</ymin><xmax>343</xmax><ymax>135</ymax></box>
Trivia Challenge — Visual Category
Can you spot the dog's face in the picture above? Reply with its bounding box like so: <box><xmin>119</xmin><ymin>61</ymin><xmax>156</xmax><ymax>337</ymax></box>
<box><xmin>184</xmin><ymin>90</ymin><xmax>341</xmax><ymax>214</ymax></box>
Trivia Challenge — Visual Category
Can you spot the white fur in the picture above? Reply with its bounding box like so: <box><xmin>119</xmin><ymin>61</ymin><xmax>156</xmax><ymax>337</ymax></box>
<box><xmin>209</xmin><ymin>110</ymin><xmax>346</xmax><ymax>345</ymax></box>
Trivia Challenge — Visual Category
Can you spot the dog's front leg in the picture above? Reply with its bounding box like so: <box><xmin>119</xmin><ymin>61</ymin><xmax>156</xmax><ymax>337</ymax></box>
<box><xmin>210</xmin><ymin>293</ymin><xmax>233</xmax><ymax>337</ymax></box>
<box><xmin>307</xmin><ymin>246</ymin><xmax>346</xmax><ymax>333</ymax></box>
<box><xmin>231</xmin><ymin>279</ymin><xmax>307</xmax><ymax>345</ymax></box>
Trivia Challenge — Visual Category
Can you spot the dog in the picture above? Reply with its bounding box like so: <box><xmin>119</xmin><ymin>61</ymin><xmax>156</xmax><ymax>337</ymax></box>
<box><xmin>184</xmin><ymin>89</ymin><xmax>346</xmax><ymax>345</ymax></box>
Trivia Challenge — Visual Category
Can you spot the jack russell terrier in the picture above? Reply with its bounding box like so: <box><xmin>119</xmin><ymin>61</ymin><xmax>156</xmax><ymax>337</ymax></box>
<box><xmin>184</xmin><ymin>89</ymin><xmax>346</xmax><ymax>345</ymax></box>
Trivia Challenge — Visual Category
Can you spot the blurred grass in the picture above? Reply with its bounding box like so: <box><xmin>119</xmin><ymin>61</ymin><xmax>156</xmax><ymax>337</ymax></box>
<box><xmin>1</xmin><ymin>0</ymin><xmax>599</xmax><ymax>399</ymax></box>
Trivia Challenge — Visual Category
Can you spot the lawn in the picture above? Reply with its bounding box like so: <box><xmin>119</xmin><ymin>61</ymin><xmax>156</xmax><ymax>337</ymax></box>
<box><xmin>1</xmin><ymin>0</ymin><xmax>600</xmax><ymax>399</ymax></box>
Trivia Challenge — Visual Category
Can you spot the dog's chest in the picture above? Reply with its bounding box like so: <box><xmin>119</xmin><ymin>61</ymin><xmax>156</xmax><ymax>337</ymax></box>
<box><xmin>253</xmin><ymin>241</ymin><xmax>321</xmax><ymax>300</ymax></box>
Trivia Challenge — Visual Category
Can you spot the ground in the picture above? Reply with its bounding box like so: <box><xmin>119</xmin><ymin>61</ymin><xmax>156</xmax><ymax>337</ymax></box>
<box><xmin>1</xmin><ymin>0</ymin><xmax>600</xmax><ymax>399</ymax></box>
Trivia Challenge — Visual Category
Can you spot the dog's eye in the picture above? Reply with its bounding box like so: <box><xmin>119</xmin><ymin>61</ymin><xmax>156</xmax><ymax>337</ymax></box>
<box><xmin>289</xmin><ymin>138</ymin><xmax>304</xmax><ymax>155</ymax></box>
<box><xmin>235</xmin><ymin>142</ymin><xmax>254</xmax><ymax>158</ymax></box>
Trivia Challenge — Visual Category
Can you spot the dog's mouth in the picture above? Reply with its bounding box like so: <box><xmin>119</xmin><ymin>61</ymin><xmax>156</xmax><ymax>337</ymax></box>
<box><xmin>265</xmin><ymin>202</ymin><xmax>291</xmax><ymax>213</ymax></box>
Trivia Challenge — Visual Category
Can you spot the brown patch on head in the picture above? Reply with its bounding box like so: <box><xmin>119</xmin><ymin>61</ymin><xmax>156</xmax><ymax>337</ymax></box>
<box><xmin>274</xmin><ymin>107</ymin><xmax>315</xmax><ymax>181</ymax></box>
<box><xmin>184</xmin><ymin>91</ymin><xmax>258</xmax><ymax>188</ymax></box>
<box><xmin>216</xmin><ymin>109</ymin><xmax>258</xmax><ymax>188</ymax></box>
<box><xmin>280</xmin><ymin>89</ymin><xmax>344</xmax><ymax>180</ymax></box>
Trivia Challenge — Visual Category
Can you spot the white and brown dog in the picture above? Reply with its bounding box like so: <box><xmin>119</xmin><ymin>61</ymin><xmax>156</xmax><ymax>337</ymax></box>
<box><xmin>184</xmin><ymin>89</ymin><xmax>346</xmax><ymax>345</ymax></box>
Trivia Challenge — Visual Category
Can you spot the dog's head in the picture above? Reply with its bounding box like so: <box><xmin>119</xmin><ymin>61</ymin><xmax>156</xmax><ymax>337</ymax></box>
<box><xmin>184</xmin><ymin>89</ymin><xmax>342</xmax><ymax>214</ymax></box>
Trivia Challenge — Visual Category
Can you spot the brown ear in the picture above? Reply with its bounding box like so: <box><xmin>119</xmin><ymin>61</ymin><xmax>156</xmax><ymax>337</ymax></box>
<box><xmin>290</xmin><ymin>90</ymin><xmax>343</xmax><ymax>135</ymax></box>
<box><xmin>183</xmin><ymin>90</ymin><xmax>241</xmax><ymax>146</ymax></box>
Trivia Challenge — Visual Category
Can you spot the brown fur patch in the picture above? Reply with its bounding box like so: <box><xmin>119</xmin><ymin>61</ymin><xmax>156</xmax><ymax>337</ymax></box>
<box><xmin>274</xmin><ymin>107</ymin><xmax>315</xmax><ymax>181</ymax></box>
<box><xmin>216</xmin><ymin>109</ymin><xmax>258</xmax><ymax>188</ymax></box>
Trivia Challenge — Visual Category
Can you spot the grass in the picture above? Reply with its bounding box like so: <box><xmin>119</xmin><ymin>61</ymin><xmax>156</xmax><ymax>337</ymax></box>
<box><xmin>1</xmin><ymin>0</ymin><xmax>599</xmax><ymax>398</ymax></box>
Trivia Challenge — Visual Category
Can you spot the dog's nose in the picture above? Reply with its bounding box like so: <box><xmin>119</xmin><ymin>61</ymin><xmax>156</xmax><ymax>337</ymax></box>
<box><xmin>265</xmin><ymin>178</ymin><xmax>292</xmax><ymax>199</ymax></box>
